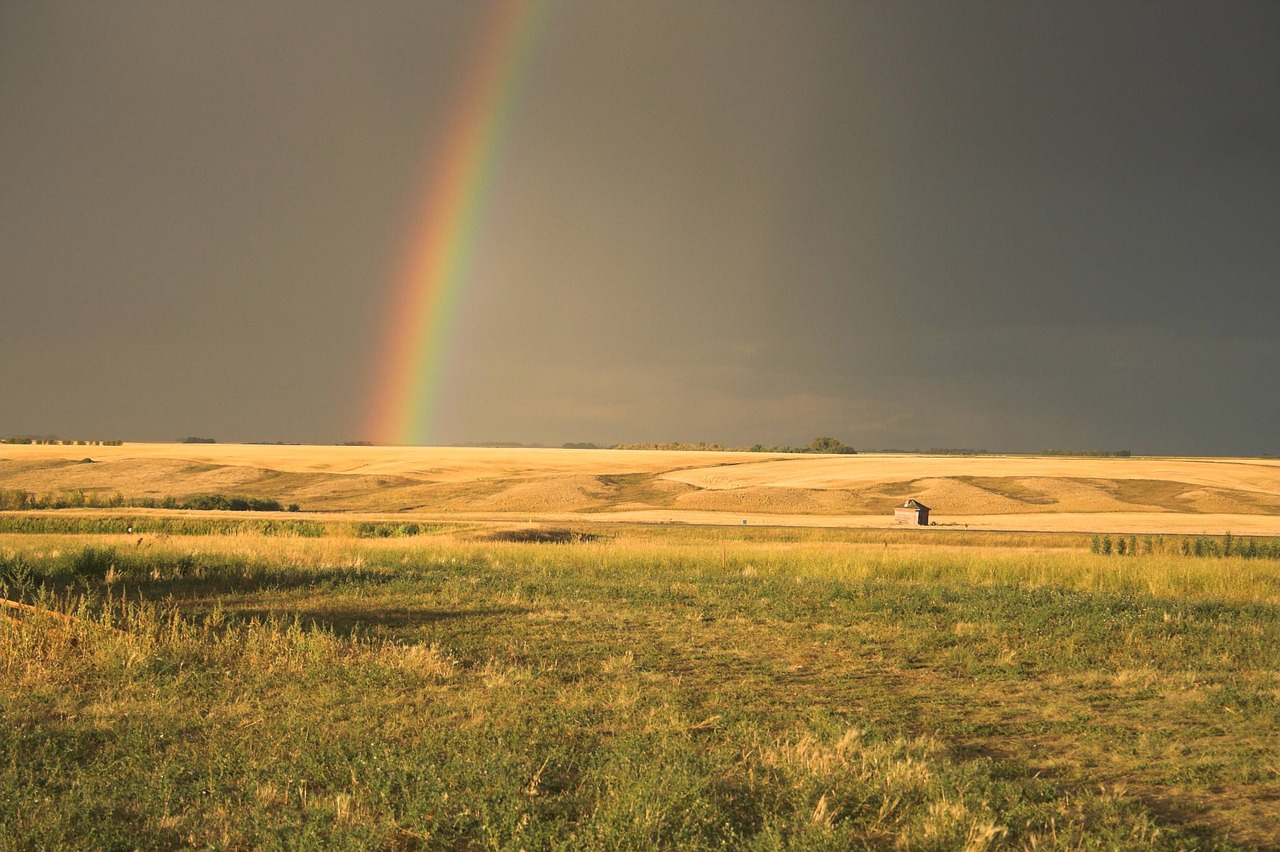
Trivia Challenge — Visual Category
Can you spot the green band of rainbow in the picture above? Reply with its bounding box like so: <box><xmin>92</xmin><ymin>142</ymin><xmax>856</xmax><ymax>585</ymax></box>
<box><xmin>367</xmin><ymin>0</ymin><xmax>548</xmax><ymax>446</ymax></box>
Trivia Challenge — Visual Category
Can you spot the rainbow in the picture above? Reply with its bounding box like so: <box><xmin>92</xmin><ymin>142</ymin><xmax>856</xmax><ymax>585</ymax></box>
<box><xmin>366</xmin><ymin>0</ymin><xmax>549</xmax><ymax>446</ymax></box>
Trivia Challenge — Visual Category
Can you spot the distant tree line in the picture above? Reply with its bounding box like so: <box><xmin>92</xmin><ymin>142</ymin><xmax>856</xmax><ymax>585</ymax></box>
<box><xmin>1043</xmin><ymin>449</ymin><xmax>1132</xmax><ymax>458</ymax></box>
<box><xmin>593</xmin><ymin>437</ymin><xmax>857</xmax><ymax>454</ymax></box>
<box><xmin>2</xmin><ymin>438</ymin><xmax>123</xmax><ymax>446</ymax></box>
<box><xmin>748</xmin><ymin>437</ymin><xmax>857</xmax><ymax>454</ymax></box>
<box><xmin>867</xmin><ymin>448</ymin><xmax>993</xmax><ymax>455</ymax></box>
<box><xmin>866</xmin><ymin>448</ymin><xmax>1132</xmax><ymax>456</ymax></box>
<box><xmin>0</xmin><ymin>489</ymin><xmax>292</xmax><ymax>513</ymax></box>
<box><xmin>182</xmin><ymin>437</ymin><xmax>217</xmax><ymax>444</ymax></box>
<box><xmin>1090</xmin><ymin>532</ymin><xmax>1277</xmax><ymax>559</ymax></box>
<box><xmin>181</xmin><ymin>495</ymin><xmax>285</xmax><ymax>512</ymax></box>
<box><xmin>0</xmin><ymin>515</ymin><xmax>463</xmax><ymax>538</ymax></box>
<box><xmin>613</xmin><ymin>441</ymin><xmax>733</xmax><ymax>451</ymax></box>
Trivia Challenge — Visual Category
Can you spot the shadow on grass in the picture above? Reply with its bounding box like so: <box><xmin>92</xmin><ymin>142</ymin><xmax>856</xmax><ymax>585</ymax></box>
<box><xmin>1127</xmin><ymin>788</ymin><xmax>1249</xmax><ymax>850</ymax></box>
<box><xmin>9</xmin><ymin>549</ymin><xmax>429</xmax><ymax>601</ymax></box>
<box><xmin>479</xmin><ymin>527</ymin><xmax>601</xmax><ymax>544</ymax></box>
<box><xmin>4</xmin><ymin>552</ymin><xmax>530</xmax><ymax>637</ymax></box>
<box><xmin>219</xmin><ymin>603</ymin><xmax>529</xmax><ymax>638</ymax></box>
<box><xmin>30</xmin><ymin>566</ymin><xmax>391</xmax><ymax>601</ymax></box>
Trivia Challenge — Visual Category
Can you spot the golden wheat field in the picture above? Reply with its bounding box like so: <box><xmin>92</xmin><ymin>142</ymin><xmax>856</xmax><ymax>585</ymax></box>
<box><xmin>2</xmin><ymin>443</ymin><xmax>1276</xmax><ymax>535</ymax></box>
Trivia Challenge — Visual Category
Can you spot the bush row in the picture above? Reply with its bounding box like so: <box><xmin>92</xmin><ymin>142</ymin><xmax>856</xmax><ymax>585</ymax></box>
<box><xmin>0</xmin><ymin>515</ymin><xmax>457</xmax><ymax>539</ymax></box>
<box><xmin>0</xmin><ymin>516</ymin><xmax>326</xmax><ymax>537</ymax></box>
<box><xmin>1091</xmin><ymin>532</ymin><xmax>1279</xmax><ymax>559</ymax></box>
<box><xmin>0</xmin><ymin>489</ymin><xmax>294</xmax><ymax>513</ymax></box>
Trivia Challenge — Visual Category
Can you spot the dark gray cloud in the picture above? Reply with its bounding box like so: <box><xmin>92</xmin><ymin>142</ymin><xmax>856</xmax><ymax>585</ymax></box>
<box><xmin>2</xmin><ymin>1</ymin><xmax>1277</xmax><ymax>453</ymax></box>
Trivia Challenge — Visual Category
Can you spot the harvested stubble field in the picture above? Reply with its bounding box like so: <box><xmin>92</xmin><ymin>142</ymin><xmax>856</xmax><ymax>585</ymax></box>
<box><xmin>2</xmin><ymin>445</ymin><xmax>1279</xmax><ymax>848</ymax></box>
<box><xmin>2</xmin><ymin>443</ymin><xmax>1277</xmax><ymax>534</ymax></box>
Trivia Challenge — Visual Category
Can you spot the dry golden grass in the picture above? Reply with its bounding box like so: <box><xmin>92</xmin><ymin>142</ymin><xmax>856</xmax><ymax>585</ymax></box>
<box><xmin>3</xmin><ymin>443</ymin><xmax>1277</xmax><ymax>535</ymax></box>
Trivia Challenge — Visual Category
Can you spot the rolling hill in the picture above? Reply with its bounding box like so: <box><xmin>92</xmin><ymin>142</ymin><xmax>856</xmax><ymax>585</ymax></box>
<box><xmin>2</xmin><ymin>443</ymin><xmax>1276</xmax><ymax>534</ymax></box>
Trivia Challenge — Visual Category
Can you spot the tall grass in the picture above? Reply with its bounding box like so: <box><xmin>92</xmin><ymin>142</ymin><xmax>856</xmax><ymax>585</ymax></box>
<box><xmin>3</xmin><ymin>527</ymin><xmax>1278</xmax><ymax>848</ymax></box>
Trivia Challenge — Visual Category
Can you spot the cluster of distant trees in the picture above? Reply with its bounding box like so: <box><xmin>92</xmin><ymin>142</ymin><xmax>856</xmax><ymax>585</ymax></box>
<box><xmin>749</xmin><ymin>437</ymin><xmax>857</xmax><ymax>454</ymax></box>
<box><xmin>1091</xmin><ymin>532</ymin><xmax>1276</xmax><ymax>559</ymax></box>
<box><xmin>603</xmin><ymin>437</ymin><xmax>857</xmax><ymax>454</ymax></box>
<box><xmin>869</xmin><ymin>447</ymin><xmax>990</xmax><ymax>455</ymax></box>
<box><xmin>181</xmin><ymin>495</ymin><xmax>286</xmax><ymax>511</ymax></box>
<box><xmin>182</xmin><ymin>437</ymin><xmax>217</xmax><ymax>444</ymax></box>
<box><xmin>1043</xmin><ymin>449</ymin><xmax>1132</xmax><ymax>458</ymax></box>
<box><xmin>0</xmin><ymin>488</ymin><xmax>293</xmax><ymax>513</ymax></box>
<box><xmin>2</xmin><ymin>437</ymin><xmax>123</xmax><ymax>446</ymax></box>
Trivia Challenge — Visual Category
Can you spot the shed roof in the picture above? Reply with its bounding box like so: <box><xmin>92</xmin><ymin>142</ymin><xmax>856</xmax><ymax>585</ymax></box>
<box><xmin>899</xmin><ymin>499</ymin><xmax>930</xmax><ymax>511</ymax></box>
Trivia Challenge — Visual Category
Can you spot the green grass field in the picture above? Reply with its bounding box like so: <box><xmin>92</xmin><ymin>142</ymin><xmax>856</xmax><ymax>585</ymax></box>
<box><xmin>3</xmin><ymin>522</ymin><xmax>1278</xmax><ymax>849</ymax></box>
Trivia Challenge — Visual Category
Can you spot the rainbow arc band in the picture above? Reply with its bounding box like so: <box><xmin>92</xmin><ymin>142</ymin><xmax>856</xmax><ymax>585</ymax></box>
<box><xmin>367</xmin><ymin>0</ymin><xmax>549</xmax><ymax>446</ymax></box>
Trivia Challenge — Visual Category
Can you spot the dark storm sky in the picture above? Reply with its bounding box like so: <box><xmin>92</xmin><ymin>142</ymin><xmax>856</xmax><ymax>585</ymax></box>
<box><xmin>2</xmin><ymin>1</ymin><xmax>1277</xmax><ymax>453</ymax></box>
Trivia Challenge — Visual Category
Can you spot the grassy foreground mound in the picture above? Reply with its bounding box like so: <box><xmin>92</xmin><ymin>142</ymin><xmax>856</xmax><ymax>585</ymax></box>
<box><xmin>3</xmin><ymin>526</ymin><xmax>1278</xmax><ymax>848</ymax></box>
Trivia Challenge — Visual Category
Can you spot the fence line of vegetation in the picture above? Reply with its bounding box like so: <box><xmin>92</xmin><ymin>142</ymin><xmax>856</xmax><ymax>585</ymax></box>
<box><xmin>1090</xmin><ymin>532</ymin><xmax>1278</xmax><ymax>559</ymax></box>
<box><xmin>0</xmin><ymin>489</ymin><xmax>289</xmax><ymax>513</ymax></box>
<box><xmin>0</xmin><ymin>515</ymin><xmax>461</xmax><ymax>539</ymax></box>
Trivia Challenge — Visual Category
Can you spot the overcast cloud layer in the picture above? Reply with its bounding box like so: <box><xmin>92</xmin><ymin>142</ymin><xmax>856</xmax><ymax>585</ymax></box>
<box><xmin>2</xmin><ymin>1</ymin><xmax>1277</xmax><ymax>454</ymax></box>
